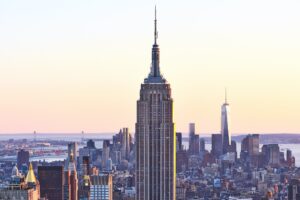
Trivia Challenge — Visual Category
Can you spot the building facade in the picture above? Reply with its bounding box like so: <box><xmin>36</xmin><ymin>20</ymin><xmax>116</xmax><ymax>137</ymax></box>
<box><xmin>17</xmin><ymin>149</ymin><xmax>30</xmax><ymax>169</ymax></box>
<box><xmin>38</xmin><ymin>166</ymin><xmax>64</xmax><ymax>200</ymax></box>
<box><xmin>0</xmin><ymin>164</ymin><xmax>39</xmax><ymax>200</ymax></box>
<box><xmin>188</xmin><ymin>123</ymin><xmax>200</xmax><ymax>155</ymax></box>
<box><xmin>65</xmin><ymin>151</ymin><xmax>78</xmax><ymax>200</ymax></box>
<box><xmin>90</xmin><ymin>174</ymin><xmax>113</xmax><ymax>200</ymax></box>
<box><xmin>135</xmin><ymin>8</ymin><xmax>176</xmax><ymax>200</ymax></box>
<box><xmin>211</xmin><ymin>134</ymin><xmax>222</xmax><ymax>158</ymax></box>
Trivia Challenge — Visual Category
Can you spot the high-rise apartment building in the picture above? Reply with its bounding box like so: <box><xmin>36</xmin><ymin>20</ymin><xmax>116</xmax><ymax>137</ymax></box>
<box><xmin>90</xmin><ymin>174</ymin><xmax>113</xmax><ymax>200</ymax></box>
<box><xmin>135</xmin><ymin>8</ymin><xmax>176</xmax><ymax>200</ymax></box>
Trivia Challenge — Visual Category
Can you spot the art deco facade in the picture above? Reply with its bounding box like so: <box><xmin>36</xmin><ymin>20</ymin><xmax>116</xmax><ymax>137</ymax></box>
<box><xmin>65</xmin><ymin>151</ymin><xmax>78</xmax><ymax>200</ymax></box>
<box><xmin>135</xmin><ymin>8</ymin><xmax>176</xmax><ymax>200</ymax></box>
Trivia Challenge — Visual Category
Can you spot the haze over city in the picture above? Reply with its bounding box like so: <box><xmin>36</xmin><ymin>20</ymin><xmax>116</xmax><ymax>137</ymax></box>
<box><xmin>0</xmin><ymin>0</ymin><xmax>300</xmax><ymax>134</ymax></box>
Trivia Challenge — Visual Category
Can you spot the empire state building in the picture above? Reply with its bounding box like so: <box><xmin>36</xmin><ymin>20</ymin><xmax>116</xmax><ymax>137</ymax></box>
<box><xmin>135</xmin><ymin>8</ymin><xmax>176</xmax><ymax>200</ymax></box>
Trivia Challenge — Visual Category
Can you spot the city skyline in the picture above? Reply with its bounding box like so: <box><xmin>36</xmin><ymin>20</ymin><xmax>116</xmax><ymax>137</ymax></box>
<box><xmin>1</xmin><ymin>1</ymin><xmax>300</xmax><ymax>134</ymax></box>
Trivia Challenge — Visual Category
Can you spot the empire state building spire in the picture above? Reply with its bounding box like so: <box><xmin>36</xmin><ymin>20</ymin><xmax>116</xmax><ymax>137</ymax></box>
<box><xmin>146</xmin><ymin>7</ymin><xmax>165</xmax><ymax>83</ymax></box>
<box><xmin>154</xmin><ymin>6</ymin><xmax>158</xmax><ymax>45</ymax></box>
<box><xmin>136</xmin><ymin>7</ymin><xmax>175</xmax><ymax>200</ymax></box>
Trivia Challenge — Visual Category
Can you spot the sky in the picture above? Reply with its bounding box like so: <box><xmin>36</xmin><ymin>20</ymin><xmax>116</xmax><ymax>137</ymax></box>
<box><xmin>0</xmin><ymin>0</ymin><xmax>300</xmax><ymax>135</ymax></box>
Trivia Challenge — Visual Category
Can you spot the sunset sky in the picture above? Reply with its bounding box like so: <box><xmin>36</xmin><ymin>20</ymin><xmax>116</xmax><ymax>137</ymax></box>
<box><xmin>0</xmin><ymin>0</ymin><xmax>300</xmax><ymax>135</ymax></box>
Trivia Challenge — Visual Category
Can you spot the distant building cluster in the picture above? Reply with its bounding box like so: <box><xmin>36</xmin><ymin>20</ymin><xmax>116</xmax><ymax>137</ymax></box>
<box><xmin>0</xmin><ymin>8</ymin><xmax>300</xmax><ymax>200</ymax></box>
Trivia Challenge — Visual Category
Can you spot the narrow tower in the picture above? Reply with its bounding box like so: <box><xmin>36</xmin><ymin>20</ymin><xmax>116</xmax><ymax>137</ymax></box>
<box><xmin>221</xmin><ymin>89</ymin><xmax>231</xmax><ymax>154</ymax></box>
<box><xmin>135</xmin><ymin>7</ymin><xmax>176</xmax><ymax>200</ymax></box>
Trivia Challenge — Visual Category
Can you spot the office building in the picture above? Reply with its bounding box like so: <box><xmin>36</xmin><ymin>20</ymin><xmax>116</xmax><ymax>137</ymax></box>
<box><xmin>102</xmin><ymin>140</ymin><xmax>110</xmax><ymax>170</ymax></box>
<box><xmin>211</xmin><ymin>134</ymin><xmax>222</xmax><ymax>158</ymax></box>
<box><xmin>17</xmin><ymin>149</ymin><xmax>30</xmax><ymax>169</ymax></box>
<box><xmin>38</xmin><ymin>166</ymin><xmax>64</xmax><ymax>200</ymax></box>
<box><xmin>188</xmin><ymin>123</ymin><xmax>200</xmax><ymax>155</ymax></box>
<box><xmin>176</xmin><ymin>132</ymin><xmax>183</xmax><ymax>151</ymax></box>
<box><xmin>120</xmin><ymin>128</ymin><xmax>131</xmax><ymax>161</ymax></box>
<box><xmin>136</xmin><ymin>8</ymin><xmax>176</xmax><ymax>200</ymax></box>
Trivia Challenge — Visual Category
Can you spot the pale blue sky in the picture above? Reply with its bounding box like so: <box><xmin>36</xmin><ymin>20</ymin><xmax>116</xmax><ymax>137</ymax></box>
<box><xmin>0</xmin><ymin>0</ymin><xmax>300</xmax><ymax>134</ymax></box>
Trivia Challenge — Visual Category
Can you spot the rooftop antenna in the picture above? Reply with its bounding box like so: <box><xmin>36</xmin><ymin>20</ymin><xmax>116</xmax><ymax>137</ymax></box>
<box><xmin>225</xmin><ymin>88</ymin><xmax>228</xmax><ymax>104</ymax></box>
<box><xmin>154</xmin><ymin>5</ymin><xmax>158</xmax><ymax>45</ymax></box>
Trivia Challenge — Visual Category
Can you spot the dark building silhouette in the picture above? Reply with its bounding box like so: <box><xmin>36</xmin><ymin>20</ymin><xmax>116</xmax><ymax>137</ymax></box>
<box><xmin>211</xmin><ymin>134</ymin><xmax>222</xmax><ymax>158</ymax></box>
<box><xmin>87</xmin><ymin>139</ymin><xmax>96</xmax><ymax>149</ymax></box>
<box><xmin>17</xmin><ymin>149</ymin><xmax>29</xmax><ymax>169</ymax></box>
<box><xmin>102</xmin><ymin>140</ymin><xmax>110</xmax><ymax>170</ymax></box>
<box><xmin>241</xmin><ymin>134</ymin><xmax>259</xmax><ymax>157</ymax></box>
<box><xmin>176</xmin><ymin>132</ymin><xmax>183</xmax><ymax>151</ymax></box>
<box><xmin>200</xmin><ymin>138</ymin><xmax>205</xmax><ymax>152</ymax></box>
<box><xmin>176</xmin><ymin>150</ymin><xmax>188</xmax><ymax>172</ymax></box>
<box><xmin>262</xmin><ymin>144</ymin><xmax>280</xmax><ymax>166</ymax></box>
<box><xmin>188</xmin><ymin>123</ymin><xmax>200</xmax><ymax>155</ymax></box>
<box><xmin>136</xmin><ymin>8</ymin><xmax>176</xmax><ymax>200</ymax></box>
<box><xmin>38</xmin><ymin>166</ymin><xmax>64</xmax><ymax>200</ymax></box>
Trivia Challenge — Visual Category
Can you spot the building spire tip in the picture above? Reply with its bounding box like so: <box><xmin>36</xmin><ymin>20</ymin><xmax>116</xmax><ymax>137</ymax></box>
<box><xmin>154</xmin><ymin>6</ymin><xmax>158</xmax><ymax>44</ymax></box>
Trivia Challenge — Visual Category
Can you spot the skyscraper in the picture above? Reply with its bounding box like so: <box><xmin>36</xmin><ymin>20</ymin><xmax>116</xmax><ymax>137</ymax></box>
<box><xmin>188</xmin><ymin>123</ymin><xmax>200</xmax><ymax>155</ymax></box>
<box><xmin>65</xmin><ymin>151</ymin><xmax>78</xmax><ymax>200</ymax></box>
<box><xmin>102</xmin><ymin>140</ymin><xmax>110</xmax><ymax>170</ymax></box>
<box><xmin>241</xmin><ymin>134</ymin><xmax>260</xmax><ymax>156</ymax></box>
<box><xmin>68</xmin><ymin>142</ymin><xmax>78</xmax><ymax>164</ymax></box>
<box><xmin>176</xmin><ymin>132</ymin><xmax>183</xmax><ymax>151</ymax></box>
<box><xmin>211</xmin><ymin>134</ymin><xmax>222</xmax><ymax>158</ymax></box>
<box><xmin>221</xmin><ymin>90</ymin><xmax>231</xmax><ymax>154</ymax></box>
<box><xmin>17</xmin><ymin>149</ymin><xmax>29</xmax><ymax>169</ymax></box>
<box><xmin>136</xmin><ymin>8</ymin><xmax>176</xmax><ymax>200</ymax></box>
<box><xmin>38</xmin><ymin>166</ymin><xmax>64</xmax><ymax>200</ymax></box>
<box><xmin>262</xmin><ymin>144</ymin><xmax>280</xmax><ymax>166</ymax></box>
<box><xmin>120</xmin><ymin>128</ymin><xmax>131</xmax><ymax>161</ymax></box>
<box><xmin>200</xmin><ymin>138</ymin><xmax>205</xmax><ymax>152</ymax></box>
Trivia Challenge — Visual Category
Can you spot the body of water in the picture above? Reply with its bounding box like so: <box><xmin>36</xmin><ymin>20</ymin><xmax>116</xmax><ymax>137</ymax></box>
<box><xmin>0</xmin><ymin>134</ymin><xmax>299</xmax><ymax>166</ymax></box>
